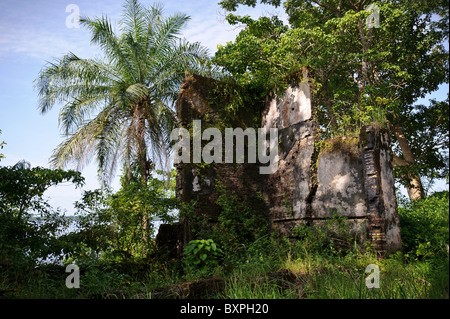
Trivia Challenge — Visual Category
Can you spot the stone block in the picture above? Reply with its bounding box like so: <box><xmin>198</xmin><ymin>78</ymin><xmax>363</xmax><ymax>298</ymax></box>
<box><xmin>311</xmin><ymin>148</ymin><xmax>367</xmax><ymax>218</ymax></box>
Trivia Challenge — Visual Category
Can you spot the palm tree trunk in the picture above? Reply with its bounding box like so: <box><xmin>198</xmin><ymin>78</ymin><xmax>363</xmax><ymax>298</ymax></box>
<box><xmin>136</xmin><ymin>111</ymin><xmax>150</xmax><ymax>251</ymax></box>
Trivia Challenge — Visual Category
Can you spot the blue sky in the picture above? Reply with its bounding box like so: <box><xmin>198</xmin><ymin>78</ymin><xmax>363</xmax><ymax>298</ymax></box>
<box><xmin>0</xmin><ymin>0</ymin><xmax>448</xmax><ymax>214</ymax></box>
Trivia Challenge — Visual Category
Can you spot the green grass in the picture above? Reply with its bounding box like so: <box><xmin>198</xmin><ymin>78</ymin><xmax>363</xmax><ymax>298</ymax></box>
<box><xmin>212</xmin><ymin>250</ymin><xmax>448</xmax><ymax>299</ymax></box>
<box><xmin>1</xmin><ymin>246</ymin><xmax>448</xmax><ymax>299</ymax></box>
<box><xmin>2</xmin><ymin>192</ymin><xmax>448</xmax><ymax>299</ymax></box>
<box><xmin>221</xmin><ymin>274</ymin><xmax>298</xmax><ymax>299</ymax></box>
<box><xmin>295</xmin><ymin>256</ymin><xmax>441</xmax><ymax>299</ymax></box>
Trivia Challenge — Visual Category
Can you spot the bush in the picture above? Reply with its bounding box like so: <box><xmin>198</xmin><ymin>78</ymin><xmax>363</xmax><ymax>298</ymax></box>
<box><xmin>290</xmin><ymin>214</ymin><xmax>366</xmax><ymax>257</ymax></box>
<box><xmin>183</xmin><ymin>239</ymin><xmax>223</xmax><ymax>274</ymax></box>
<box><xmin>0</xmin><ymin>163</ymin><xmax>83</xmax><ymax>268</ymax></box>
<box><xmin>398</xmin><ymin>191</ymin><xmax>449</xmax><ymax>260</ymax></box>
<box><xmin>212</xmin><ymin>182</ymin><xmax>269</xmax><ymax>260</ymax></box>
<box><xmin>67</xmin><ymin>168</ymin><xmax>178</xmax><ymax>264</ymax></box>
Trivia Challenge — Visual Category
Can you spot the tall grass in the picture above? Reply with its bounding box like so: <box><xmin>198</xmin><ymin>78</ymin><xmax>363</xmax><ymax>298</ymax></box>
<box><xmin>217</xmin><ymin>250</ymin><xmax>448</xmax><ymax>299</ymax></box>
<box><xmin>222</xmin><ymin>273</ymin><xmax>297</xmax><ymax>299</ymax></box>
<box><xmin>1</xmin><ymin>192</ymin><xmax>448</xmax><ymax>299</ymax></box>
<box><xmin>300</xmin><ymin>258</ymin><xmax>434</xmax><ymax>299</ymax></box>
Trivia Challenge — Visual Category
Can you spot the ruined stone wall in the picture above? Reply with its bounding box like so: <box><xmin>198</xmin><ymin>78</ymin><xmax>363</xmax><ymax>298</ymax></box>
<box><xmin>170</xmin><ymin>71</ymin><xmax>401</xmax><ymax>257</ymax></box>
<box><xmin>172</xmin><ymin>74</ymin><xmax>268</xmax><ymax>249</ymax></box>
<box><xmin>261</xmin><ymin>68</ymin><xmax>318</xmax><ymax>231</ymax></box>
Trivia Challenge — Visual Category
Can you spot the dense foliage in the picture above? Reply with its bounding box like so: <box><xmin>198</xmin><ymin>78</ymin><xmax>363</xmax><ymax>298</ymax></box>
<box><xmin>1</xmin><ymin>177</ymin><xmax>448</xmax><ymax>298</ymax></box>
<box><xmin>398</xmin><ymin>191</ymin><xmax>449</xmax><ymax>260</ymax></box>
<box><xmin>214</xmin><ymin>0</ymin><xmax>449</xmax><ymax>200</ymax></box>
<box><xmin>0</xmin><ymin>161</ymin><xmax>84</xmax><ymax>267</ymax></box>
<box><xmin>65</xmin><ymin>168</ymin><xmax>178</xmax><ymax>264</ymax></box>
<box><xmin>0</xmin><ymin>163</ymin><xmax>179</xmax><ymax>297</ymax></box>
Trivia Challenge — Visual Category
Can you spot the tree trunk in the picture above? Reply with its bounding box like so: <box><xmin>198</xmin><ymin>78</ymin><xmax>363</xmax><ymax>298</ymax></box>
<box><xmin>392</xmin><ymin>124</ymin><xmax>424</xmax><ymax>201</ymax></box>
<box><xmin>136</xmin><ymin>110</ymin><xmax>150</xmax><ymax>251</ymax></box>
<box><xmin>357</xmin><ymin>17</ymin><xmax>371</xmax><ymax>107</ymax></box>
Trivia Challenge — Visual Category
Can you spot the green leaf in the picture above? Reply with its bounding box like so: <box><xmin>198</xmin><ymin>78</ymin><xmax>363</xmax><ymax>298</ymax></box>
<box><xmin>184</xmin><ymin>245</ymin><xmax>195</xmax><ymax>254</ymax></box>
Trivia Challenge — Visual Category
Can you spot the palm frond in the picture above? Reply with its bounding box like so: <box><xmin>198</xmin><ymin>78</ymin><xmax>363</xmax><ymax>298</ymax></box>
<box><xmin>120</xmin><ymin>0</ymin><xmax>146</xmax><ymax>42</ymax></box>
<box><xmin>35</xmin><ymin>53</ymin><xmax>117</xmax><ymax>114</ymax></box>
<box><xmin>50</xmin><ymin>103</ymin><xmax>126</xmax><ymax>172</ymax></box>
<box><xmin>80</xmin><ymin>15</ymin><xmax>137</xmax><ymax>82</ymax></box>
<box><xmin>58</xmin><ymin>93</ymin><xmax>111</xmax><ymax>135</ymax></box>
<box><xmin>148</xmin><ymin>12</ymin><xmax>191</xmax><ymax>61</ymax></box>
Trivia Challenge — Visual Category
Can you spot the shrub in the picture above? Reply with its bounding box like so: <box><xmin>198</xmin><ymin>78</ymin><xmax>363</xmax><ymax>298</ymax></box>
<box><xmin>0</xmin><ymin>163</ymin><xmax>83</xmax><ymax>267</ymax></box>
<box><xmin>182</xmin><ymin>239</ymin><xmax>223</xmax><ymax>274</ymax></box>
<box><xmin>290</xmin><ymin>214</ymin><xmax>365</xmax><ymax>257</ymax></box>
<box><xmin>212</xmin><ymin>182</ymin><xmax>270</xmax><ymax>260</ymax></box>
<box><xmin>398</xmin><ymin>191</ymin><xmax>449</xmax><ymax>260</ymax></box>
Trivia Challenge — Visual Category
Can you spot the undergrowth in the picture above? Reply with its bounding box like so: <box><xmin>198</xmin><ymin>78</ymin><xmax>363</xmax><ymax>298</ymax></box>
<box><xmin>1</xmin><ymin>192</ymin><xmax>448</xmax><ymax>299</ymax></box>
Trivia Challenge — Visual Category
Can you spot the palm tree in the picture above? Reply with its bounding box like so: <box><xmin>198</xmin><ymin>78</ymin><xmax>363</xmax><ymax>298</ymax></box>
<box><xmin>35</xmin><ymin>0</ymin><xmax>209</xmax><ymax>186</ymax></box>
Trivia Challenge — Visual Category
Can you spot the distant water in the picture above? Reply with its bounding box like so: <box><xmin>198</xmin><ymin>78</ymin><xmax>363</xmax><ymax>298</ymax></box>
<box><xmin>31</xmin><ymin>216</ymin><xmax>168</xmax><ymax>234</ymax></box>
<box><xmin>30</xmin><ymin>216</ymin><xmax>172</xmax><ymax>265</ymax></box>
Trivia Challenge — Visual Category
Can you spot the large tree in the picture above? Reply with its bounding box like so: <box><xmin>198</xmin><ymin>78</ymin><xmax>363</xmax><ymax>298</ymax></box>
<box><xmin>214</xmin><ymin>0</ymin><xmax>449</xmax><ymax>200</ymax></box>
<box><xmin>35</xmin><ymin>1</ymin><xmax>209</xmax><ymax>186</ymax></box>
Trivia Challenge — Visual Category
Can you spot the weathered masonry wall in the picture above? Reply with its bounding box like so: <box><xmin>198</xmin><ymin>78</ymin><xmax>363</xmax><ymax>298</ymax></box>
<box><xmin>169</xmin><ymin>74</ymin><xmax>268</xmax><ymax>257</ymax></box>
<box><xmin>170</xmin><ymin>71</ymin><xmax>401</xmax><ymax>257</ymax></box>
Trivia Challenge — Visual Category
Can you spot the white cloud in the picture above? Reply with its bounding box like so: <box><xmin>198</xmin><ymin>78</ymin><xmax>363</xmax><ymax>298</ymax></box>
<box><xmin>181</xmin><ymin>2</ymin><xmax>288</xmax><ymax>55</ymax></box>
<box><xmin>0</xmin><ymin>0</ymin><xmax>113</xmax><ymax>61</ymax></box>
<box><xmin>0</xmin><ymin>26</ymin><xmax>96</xmax><ymax>61</ymax></box>
<box><xmin>183</xmin><ymin>17</ymin><xmax>241</xmax><ymax>55</ymax></box>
